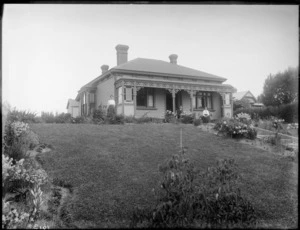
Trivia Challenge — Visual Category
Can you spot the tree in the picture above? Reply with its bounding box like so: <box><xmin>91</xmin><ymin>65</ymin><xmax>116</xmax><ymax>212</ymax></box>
<box><xmin>259</xmin><ymin>67</ymin><xmax>298</xmax><ymax>106</ymax></box>
<box><xmin>233</xmin><ymin>99</ymin><xmax>251</xmax><ymax>111</ymax></box>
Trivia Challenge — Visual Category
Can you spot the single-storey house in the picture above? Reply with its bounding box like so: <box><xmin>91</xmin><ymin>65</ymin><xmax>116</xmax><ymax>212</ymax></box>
<box><xmin>232</xmin><ymin>91</ymin><xmax>264</xmax><ymax>108</ymax></box>
<box><xmin>66</xmin><ymin>99</ymin><xmax>80</xmax><ymax>117</ymax></box>
<box><xmin>75</xmin><ymin>44</ymin><xmax>236</xmax><ymax>120</ymax></box>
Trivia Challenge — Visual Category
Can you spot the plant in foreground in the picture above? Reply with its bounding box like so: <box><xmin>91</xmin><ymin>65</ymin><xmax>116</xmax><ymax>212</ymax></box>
<box><xmin>131</xmin><ymin>148</ymin><xmax>257</xmax><ymax>228</ymax></box>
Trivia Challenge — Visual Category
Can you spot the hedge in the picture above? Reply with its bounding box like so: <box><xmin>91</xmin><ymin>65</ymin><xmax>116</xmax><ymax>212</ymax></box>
<box><xmin>234</xmin><ymin>102</ymin><xmax>298</xmax><ymax>123</ymax></box>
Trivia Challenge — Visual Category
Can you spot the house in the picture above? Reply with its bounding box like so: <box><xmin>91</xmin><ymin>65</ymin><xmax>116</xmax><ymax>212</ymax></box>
<box><xmin>232</xmin><ymin>91</ymin><xmax>263</xmax><ymax>107</ymax></box>
<box><xmin>66</xmin><ymin>99</ymin><xmax>80</xmax><ymax>117</ymax></box>
<box><xmin>75</xmin><ymin>44</ymin><xmax>237</xmax><ymax>120</ymax></box>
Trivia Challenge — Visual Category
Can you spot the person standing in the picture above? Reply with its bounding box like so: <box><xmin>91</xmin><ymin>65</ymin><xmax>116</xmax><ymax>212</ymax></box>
<box><xmin>202</xmin><ymin>107</ymin><xmax>210</xmax><ymax>123</ymax></box>
<box><xmin>107</xmin><ymin>95</ymin><xmax>116</xmax><ymax>118</ymax></box>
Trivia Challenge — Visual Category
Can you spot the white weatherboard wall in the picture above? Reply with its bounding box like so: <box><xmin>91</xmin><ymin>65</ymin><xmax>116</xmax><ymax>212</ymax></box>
<box><xmin>181</xmin><ymin>91</ymin><xmax>191</xmax><ymax>112</ymax></box>
<box><xmin>211</xmin><ymin>92</ymin><xmax>221</xmax><ymax>120</ymax></box>
<box><xmin>96</xmin><ymin>76</ymin><xmax>115</xmax><ymax>108</ymax></box>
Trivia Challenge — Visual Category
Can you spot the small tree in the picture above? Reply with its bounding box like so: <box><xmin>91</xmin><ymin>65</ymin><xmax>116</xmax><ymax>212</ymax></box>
<box><xmin>259</xmin><ymin>67</ymin><xmax>298</xmax><ymax>106</ymax></box>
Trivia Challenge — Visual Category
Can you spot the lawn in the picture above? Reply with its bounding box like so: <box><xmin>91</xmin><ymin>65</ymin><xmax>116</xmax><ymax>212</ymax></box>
<box><xmin>31</xmin><ymin>123</ymin><xmax>298</xmax><ymax>228</ymax></box>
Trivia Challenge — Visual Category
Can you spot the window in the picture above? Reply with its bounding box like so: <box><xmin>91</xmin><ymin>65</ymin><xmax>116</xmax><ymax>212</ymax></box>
<box><xmin>194</xmin><ymin>92</ymin><xmax>213</xmax><ymax>109</ymax></box>
<box><xmin>137</xmin><ymin>88</ymin><xmax>154</xmax><ymax>107</ymax></box>
<box><xmin>124</xmin><ymin>87</ymin><xmax>133</xmax><ymax>102</ymax></box>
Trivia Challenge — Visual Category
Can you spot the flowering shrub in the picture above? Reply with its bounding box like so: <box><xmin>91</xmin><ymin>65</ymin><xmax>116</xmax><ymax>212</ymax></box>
<box><xmin>2</xmin><ymin>154</ymin><xmax>48</xmax><ymax>229</ymax></box>
<box><xmin>2</xmin><ymin>199</ymin><xmax>30</xmax><ymax>229</ymax></box>
<box><xmin>214</xmin><ymin>119</ymin><xmax>257</xmax><ymax>140</ymax></box>
<box><xmin>164</xmin><ymin>110</ymin><xmax>177</xmax><ymax>123</ymax></box>
<box><xmin>287</xmin><ymin>123</ymin><xmax>298</xmax><ymax>130</ymax></box>
<box><xmin>2</xmin><ymin>106</ymin><xmax>50</xmax><ymax>229</ymax></box>
<box><xmin>4</xmin><ymin>121</ymin><xmax>39</xmax><ymax>162</ymax></box>
<box><xmin>235</xmin><ymin>112</ymin><xmax>252</xmax><ymax>125</ymax></box>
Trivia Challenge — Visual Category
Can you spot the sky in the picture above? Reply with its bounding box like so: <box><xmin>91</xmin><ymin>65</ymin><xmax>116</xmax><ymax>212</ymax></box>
<box><xmin>3</xmin><ymin>4</ymin><xmax>298</xmax><ymax>114</ymax></box>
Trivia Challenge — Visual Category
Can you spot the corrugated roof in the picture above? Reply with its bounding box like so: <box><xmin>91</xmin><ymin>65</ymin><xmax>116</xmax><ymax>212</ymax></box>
<box><xmin>113</xmin><ymin>58</ymin><xmax>227</xmax><ymax>81</ymax></box>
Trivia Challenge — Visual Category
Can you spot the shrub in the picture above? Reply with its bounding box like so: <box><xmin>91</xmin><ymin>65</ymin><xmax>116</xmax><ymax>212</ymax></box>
<box><xmin>234</xmin><ymin>102</ymin><xmax>298</xmax><ymax>123</ymax></box>
<box><xmin>55</xmin><ymin>113</ymin><xmax>72</xmax><ymax>123</ymax></box>
<box><xmin>214</xmin><ymin>119</ymin><xmax>257</xmax><ymax>140</ymax></box>
<box><xmin>72</xmin><ymin>116</ymin><xmax>84</xmax><ymax>124</ymax></box>
<box><xmin>235</xmin><ymin>112</ymin><xmax>252</xmax><ymax>125</ymax></box>
<box><xmin>180</xmin><ymin>114</ymin><xmax>194</xmax><ymax>124</ymax></box>
<box><xmin>105</xmin><ymin>114</ymin><xmax>125</xmax><ymax>125</ymax></box>
<box><xmin>41</xmin><ymin>112</ymin><xmax>56</xmax><ymax>123</ymax></box>
<box><xmin>131</xmin><ymin>148</ymin><xmax>257</xmax><ymax>228</ymax></box>
<box><xmin>193</xmin><ymin>118</ymin><xmax>202</xmax><ymax>126</ymax></box>
<box><xmin>6</xmin><ymin>108</ymin><xmax>37</xmax><ymax>124</ymax></box>
<box><xmin>92</xmin><ymin>106</ymin><xmax>106</xmax><ymax>123</ymax></box>
<box><xmin>201</xmin><ymin>115</ymin><xmax>211</xmax><ymax>123</ymax></box>
<box><xmin>164</xmin><ymin>110</ymin><xmax>177</xmax><ymax>123</ymax></box>
<box><xmin>4</xmin><ymin>121</ymin><xmax>39</xmax><ymax>162</ymax></box>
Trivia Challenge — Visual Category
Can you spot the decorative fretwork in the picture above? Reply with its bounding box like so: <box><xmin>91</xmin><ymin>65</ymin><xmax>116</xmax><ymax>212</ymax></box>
<box><xmin>136</xmin><ymin>86</ymin><xmax>143</xmax><ymax>92</ymax></box>
<box><xmin>115</xmin><ymin>79</ymin><xmax>235</xmax><ymax>94</ymax></box>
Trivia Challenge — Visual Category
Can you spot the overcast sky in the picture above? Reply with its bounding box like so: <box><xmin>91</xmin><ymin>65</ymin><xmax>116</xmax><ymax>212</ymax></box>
<box><xmin>3</xmin><ymin>4</ymin><xmax>298</xmax><ymax>114</ymax></box>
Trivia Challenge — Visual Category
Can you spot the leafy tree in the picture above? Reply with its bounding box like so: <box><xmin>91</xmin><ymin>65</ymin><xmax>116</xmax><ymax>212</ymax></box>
<box><xmin>259</xmin><ymin>67</ymin><xmax>298</xmax><ymax>106</ymax></box>
<box><xmin>233</xmin><ymin>99</ymin><xmax>251</xmax><ymax>111</ymax></box>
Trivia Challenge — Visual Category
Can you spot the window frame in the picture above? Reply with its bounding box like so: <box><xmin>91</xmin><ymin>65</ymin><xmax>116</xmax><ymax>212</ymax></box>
<box><xmin>194</xmin><ymin>91</ymin><xmax>213</xmax><ymax>109</ymax></box>
<box><xmin>137</xmin><ymin>88</ymin><xmax>155</xmax><ymax>108</ymax></box>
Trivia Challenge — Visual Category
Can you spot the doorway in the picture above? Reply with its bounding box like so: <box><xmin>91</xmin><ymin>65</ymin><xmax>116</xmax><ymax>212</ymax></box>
<box><xmin>165</xmin><ymin>90</ymin><xmax>182</xmax><ymax>112</ymax></box>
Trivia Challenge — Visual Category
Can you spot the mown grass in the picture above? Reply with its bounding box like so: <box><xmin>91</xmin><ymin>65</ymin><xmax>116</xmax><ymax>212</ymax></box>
<box><xmin>31</xmin><ymin>123</ymin><xmax>298</xmax><ymax>228</ymax></box>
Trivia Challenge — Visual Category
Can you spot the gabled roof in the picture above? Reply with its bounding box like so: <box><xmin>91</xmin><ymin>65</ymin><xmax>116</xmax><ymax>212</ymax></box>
<box><xmin>233</xmin><ymin>91</ymin><xmax>256</xmax><ymax>101</ymax></box>
<box><xmin>66</xmin><ymin>99</ymin><xmax>79</xmax><ymax>109</ymax></box>
<box><xmin>114</xmin><ymin>58</ymin><xmax>227</xmax><ymax>82</ymax></box>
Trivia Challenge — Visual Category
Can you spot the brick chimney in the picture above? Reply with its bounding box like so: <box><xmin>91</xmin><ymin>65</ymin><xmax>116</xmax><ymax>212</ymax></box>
<box><xmin>101</xmin><ymin>65</ymin><xmax>109</xmax><ymax>74</ymax></box>
<box><xmin>115</xmin><ymin>44</ymin><xmax>129</xmax><ymax>66</ymax></box>
<box><xmin>169</xmin><ymin>54</ymin><xmax>178</xmax><ymax>64</ymax></box>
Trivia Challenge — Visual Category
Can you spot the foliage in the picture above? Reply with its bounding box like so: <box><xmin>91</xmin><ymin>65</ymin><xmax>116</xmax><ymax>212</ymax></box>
<box><xmin>2</xmin><ymin>109</ymin><xmax>49</xmax><ymax>229</ymax></box>
<box><xmin>235</xmin><ymin>112</ymin><xmax>252</xmax><ymax>125</ymax></box>
<box><xmin>104</xmin><ymin>114</ymin><xmax>125</xmax><ymax>125</ymax></box>
<box><xmin>287</xmin><ymin>123</ymin><xmax>298</xmax><ymax>130</ymax></box>
<box><xmin>180</xmin><ymin>112</ymin><xmax>195</xmax><ymax>124</ymax></box>
<box><xmin>92</xmin><ymin>105</ymin><xmax>107</xmax><ymax>123</ymax></box>
<box><xmin>131</xmin><ymin>148</ymin><xmax>257</xmax><ymax>228</ymax></box>
<box><xmin>40</xmin><ymin>112</ymin><xmax>72</xmax><ymax>123</ymax></box>
<box><xmin>164</xmin><ymin>110</ymin><xmax>177</xmax><ymax>123</ymax></box>
<box><xmin>4</xmin><ymin>121</ymin><xmax>39</xmax><ymax>162</ymax></box>
<box><xmin>233</xmin><ymin>99</ymin><xmax>252</xmax><ymax>111</ymax></box>
<box><xmin>2</xmin><ymin>153</ymin><xmax>48</xmax><ymax>229</ymax></box>
<box><xmin>214</xmin><ymin>119</ymin><xmax>257</xmax><ymax>140</ymax></box>
<box><xmin>259</xmin><ymin>67</ymin><xmax>298</xmax><ymax>106</ymax></box>
<box><xmin>201</xmin><ymin>115</ymin><xmax>211</xmax><ymax>123</ymax></box>
<box><xmin>55</xmin><ymin>113</ymin><xmax>72</xmax><ymax>123</ymax></box>
<box><xmin>234</xmin><ymin>102</ymin><xmax>298</xmax><ymax>123</ymax></box>
<box><xmin>6</xmin><ymin>108</ymin><xmax>37</xmax><ymax>124</ymax></box>
<box><xmin>107</xmin><ymin>105</ymin><xmax>116</xmax><ymax>119</ymax></box>
<box><xmin>193</xmin><ymin>118</ymin><xmax>202</xmax><ymax>126</ymax></box>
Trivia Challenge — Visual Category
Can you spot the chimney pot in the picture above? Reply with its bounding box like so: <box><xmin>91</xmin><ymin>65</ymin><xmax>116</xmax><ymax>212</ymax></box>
<box><xmin>101</xmin><ymin>65</ymin><xmax>109</xmax><ymax>74</ymax></box>
<box><xmin>169</xmin><ymin>54</ymin><xmax>178</xmax><ymax>64</ymax></box>
<box><xmin>115</xmin><ymin>44</ymin><xmax>129</xmax><ymax>66</ymax></box>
